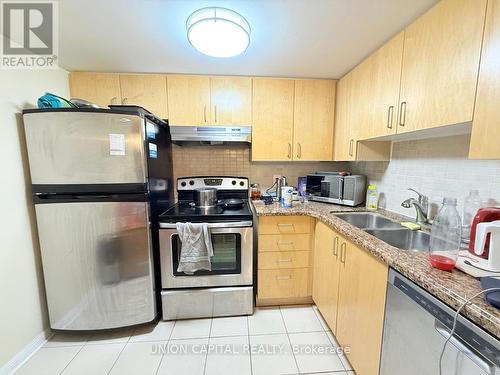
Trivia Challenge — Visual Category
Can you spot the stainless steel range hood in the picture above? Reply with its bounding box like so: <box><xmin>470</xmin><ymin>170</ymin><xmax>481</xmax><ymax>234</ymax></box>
<box><xmin>170</xmin><ymin>125</ymin><xmax>251</xmax><ymax>144</ymax></box>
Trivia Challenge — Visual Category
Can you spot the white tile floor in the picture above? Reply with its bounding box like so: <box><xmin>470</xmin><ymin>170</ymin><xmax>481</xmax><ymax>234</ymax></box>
<box><xmin>14</xmin><ymin>305</ymin><xmax>356</xmax><ymax>375</ymax></box>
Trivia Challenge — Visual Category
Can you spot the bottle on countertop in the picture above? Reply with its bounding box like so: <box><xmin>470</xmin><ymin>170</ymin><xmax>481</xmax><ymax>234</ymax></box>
<box><xmin>366</xmin><ymin>185</ymin><xmax>378</xmax><ymax>211</ymax></box>
<box><xmin>429</xmin><ymin>197</ymin><xmax>462</xmax><ymax>271</ymax></box>
<box><xmin>280</xmin><ymin>186</ymin><xmax>293</xmax><ymax>208</ymax></box>
<box><xmin>462</xmin><ymin>190</ymin><xmax>483</xmax><ymax>243</ymax></box>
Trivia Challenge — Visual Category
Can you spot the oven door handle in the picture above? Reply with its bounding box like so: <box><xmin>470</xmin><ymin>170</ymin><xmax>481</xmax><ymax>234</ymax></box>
<box><xmin>159</xmin><ymin>221</ymin><xmax>253</xmax><ymax>229</ymax></box>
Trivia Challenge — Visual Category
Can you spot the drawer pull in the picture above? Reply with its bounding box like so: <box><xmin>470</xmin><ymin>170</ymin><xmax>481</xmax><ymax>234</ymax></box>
<box><xmin>333</xmin><ymin>236</ymin><xmax>339</xmax><ymax>257</ymax></box>
<box><xmin>387</xmin><ymin>105</ymin><xmax>394</xmax><ymax>129</ymax></box>
<box><xmin>340</xmin><ymin>242</ymin><xmax>347</xmax><ymax>264</ymax></box>
<box><xmin>277</xmin><ymin>258</ymin><xmax>292</xmax><ymax>263</ymax></box>
<box><xmin>276</xmin><ymin>275</ymin><xmax>291</xmax><ymax>280</ymax></box>
<box><xmin>277</xmin><ymin>240</ymin><xmax>294</xmax><ymax>249</ymax></box>
<box><xmin>399</xmin><ymin>101</ymin><xmax>407</xmax><ymax>127</ymax></box>
<box><xmin>277</xmin><ymin>223</ymin><xmax>295</xmax><ymax>233</ymax></box>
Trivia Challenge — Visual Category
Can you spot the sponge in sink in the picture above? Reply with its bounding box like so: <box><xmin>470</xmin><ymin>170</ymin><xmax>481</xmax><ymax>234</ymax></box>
<box><xmin>400</xmin><ymin>222</ymin><xmax>421</xmax><ymax>230</ymax></box>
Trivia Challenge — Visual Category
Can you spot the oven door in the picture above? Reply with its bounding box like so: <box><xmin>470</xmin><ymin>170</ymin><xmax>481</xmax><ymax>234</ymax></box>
<box><xmin>159</xmin><ymin>221</ymin><xmax>253</xmax><ymax>289</ymax></box>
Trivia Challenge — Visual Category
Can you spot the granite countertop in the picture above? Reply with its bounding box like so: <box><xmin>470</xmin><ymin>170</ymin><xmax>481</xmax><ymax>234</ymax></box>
<box><xmin>252</xmin><ymin>200</ymin><xmax>500</xmax><ymax>339</ymax></box>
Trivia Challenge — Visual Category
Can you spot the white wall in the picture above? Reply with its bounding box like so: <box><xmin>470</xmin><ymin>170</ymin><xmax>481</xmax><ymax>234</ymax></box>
<box><xmin>350</xmin><ymin>134</ymin><xmax>500</xmax><ymax>219</ymax></box>
<box><xmin>0</xmin><ymin>69</ymin><xmax>69</xmax><ymax>369</ymax></box>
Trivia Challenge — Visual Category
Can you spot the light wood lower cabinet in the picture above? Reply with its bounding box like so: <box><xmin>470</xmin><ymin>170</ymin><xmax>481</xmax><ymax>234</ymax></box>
<box><xmin>258</xmin><ymin>268</ymin><xmax>310</xmax><ymax>299</ymax></box>
<box><xmin>312</xmin><ymin>221</ymin><xmax>341</xmax><ymax>332</ymax></box>
<box><xmin>258</xmin><ymin>233</ymin><xmax>311</xmax><ymax>252</ymax></box>
<box><xmin>257</xmin><ymin>216</ymin><xmax>313</xmax><ymax>305</ymax></box>
<box><xmin>312</xmin><ymin>221</ymin><xmax>388</xmax><ymax>375</ymax></box>
<box><xmin>259</xmin><ymin>251</ymin><xmax>310</xmax><ymax>269</ymax></box>
<box><xmin>258</xmin><ymin>216</ymin><xmax>313</xmax><ymax>235</ymax></box>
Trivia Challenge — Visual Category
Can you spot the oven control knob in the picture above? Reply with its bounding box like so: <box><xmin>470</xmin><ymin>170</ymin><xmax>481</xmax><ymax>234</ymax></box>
<box><xmin>189</xmin><ymin>180</ymin><xmax>195</xmax><ymax>186</ymax></box>
<box><xmin>232</xmin><ymin>180</ymin><xmax>237</xmax><ymax>185</ymax></box>
<box><xmin>180</xmin><ymin>181</ymin><xmax>187</xmax><ymax>187</ymax></box>
<box><xmin>239</xmin><ymin>181</ymin><xmax>245</xmax><ymax>186</ymax></box>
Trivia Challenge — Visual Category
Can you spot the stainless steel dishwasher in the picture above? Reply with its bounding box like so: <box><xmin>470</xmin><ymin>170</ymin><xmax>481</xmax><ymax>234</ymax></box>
<box><xmin>380</xmin><ymin>269</ymin><xmax>500</xmax><ymax>375</ymax></box>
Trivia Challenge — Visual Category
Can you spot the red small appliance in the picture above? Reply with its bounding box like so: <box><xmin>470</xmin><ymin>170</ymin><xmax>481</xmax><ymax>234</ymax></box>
<box><xmin>469</xmin><ymin>207</ymin><xmax>500</xmax><ymax>259</ymax></box>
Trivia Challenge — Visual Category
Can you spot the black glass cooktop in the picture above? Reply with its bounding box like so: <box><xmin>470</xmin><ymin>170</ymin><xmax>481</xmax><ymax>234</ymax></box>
<box><xmin>159</xmin><ymin>200</ymin><xmax>253</xmax><ymax>223</ymax></box>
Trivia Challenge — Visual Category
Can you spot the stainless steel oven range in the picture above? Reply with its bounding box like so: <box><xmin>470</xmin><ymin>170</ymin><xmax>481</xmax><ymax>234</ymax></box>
<box><xmin>158</xmin><ymin>177</ymin><xmax>254</xmax><ymax>320</ymax></box>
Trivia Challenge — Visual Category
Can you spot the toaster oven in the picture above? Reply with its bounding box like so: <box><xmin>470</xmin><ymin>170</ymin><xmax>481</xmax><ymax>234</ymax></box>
<box><xmin>306</xmin><ymin>173</ymin><xmax>366</xmax><ymax>206</ymax></box>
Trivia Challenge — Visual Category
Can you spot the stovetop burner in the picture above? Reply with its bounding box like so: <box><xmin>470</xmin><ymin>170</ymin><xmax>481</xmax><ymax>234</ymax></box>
<box><xmin>159</xmin><ymin>199</ymin><xmax>253</xmax><ymax>223</ymax></box>
<box><xmin>159</xmin><ymin>176</ymin><xmax>253</xmax><ymax>223</ymax></box>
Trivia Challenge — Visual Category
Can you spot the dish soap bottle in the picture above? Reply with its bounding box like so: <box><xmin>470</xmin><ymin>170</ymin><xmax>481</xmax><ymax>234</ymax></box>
<box><xmin>429</xmin><ymin>197</ymin><xmax>462</xmax><ymax>271</ymax></box>
<box><xmin>366</xmin><ymin>185</ymin><xmax>378</xmax><ymax>211</ymax></box>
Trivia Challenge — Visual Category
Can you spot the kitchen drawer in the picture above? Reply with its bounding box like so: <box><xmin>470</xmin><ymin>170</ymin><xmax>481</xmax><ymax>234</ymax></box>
<box><xmin>258</xmin><ymin>251</ymin><xmax>310</xmax><ymax>270</ymax></box>
<box><xmin>258</xmin><ymin>216</ymin><xmax>312</xmax><ymax>234</ymax></box>
<box><xmin>258</xmin><ymin>268</ymin><xmax>309</xmax><ymax>299</ymax></box>
<box><xmin>258</xmin><ymin>234</ymin><xmax>311</xmax><ymax>252</ymax></box>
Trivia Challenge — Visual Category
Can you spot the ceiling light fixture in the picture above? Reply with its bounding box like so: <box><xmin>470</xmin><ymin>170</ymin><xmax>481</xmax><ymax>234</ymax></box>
<box><xmin>186</xmin><ymin>7</ymin><xmax>251</xmax><ymax>58</ymax></box>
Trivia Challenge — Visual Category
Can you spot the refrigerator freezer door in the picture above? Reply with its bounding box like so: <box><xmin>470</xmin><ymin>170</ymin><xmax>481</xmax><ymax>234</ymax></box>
<box><xmin>35</xmin><ymin>201</ymin><xmax>155</xmax><ymax>330</ymax></box>
<box><xmin>23</xmin><ymin>111</ymin><xmax>147</xmax><ymax>185</ymax></box>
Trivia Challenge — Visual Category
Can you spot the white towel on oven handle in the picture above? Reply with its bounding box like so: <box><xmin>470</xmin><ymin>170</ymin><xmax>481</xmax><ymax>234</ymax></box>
<box><xmin>176</xmin><ymin>222</ymin><xmax>214</xmax><ymax>274</ymax></box>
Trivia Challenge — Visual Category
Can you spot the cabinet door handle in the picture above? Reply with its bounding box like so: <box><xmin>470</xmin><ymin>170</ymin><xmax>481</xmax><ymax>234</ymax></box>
<box><xmin>288</xmin><ymin>143</ymin><xmax>292</xmax><ymax>159</ymax></box>
<box><xmin>333</xmin><ymin>236</ymin><xmax>339</xmax><ymax>257</ymax></box>
<box><xmin>296</xmin><ymin>143</ymin><xmax>301</xmax><ymax>159</ymax></box>
<box><xmin>122</xmin><ymin>97</ymin><xmax>128</xmax><ymax>104</ymax></box>
<box><xmin>214</xmin><ymin>105</ymin><xmax>217</xmax><ymax>123</ymax></box>
<box><xmin>204</xmin><ymin>105</ymin><xmax>207</xmax><ymax>123</ymax></box>
<box><xmin>277</xmin><ymin>258</ymin><xmax>292</xmax><ymax>263</ymax></box>
<box><xmin>110</xmin><ymin>96</ymin><xmax>118</xmax><ymax>104</ymax></box>
<box><xmin>399</xmin><ymin>101</ymin><xmax>407</xmax><ymax>127</ymax></box>
<box><xmin>340</xmin><ymin>242</ymin><xmax>347</xmax><ymax>264</ymax></box>
<box><xmin>276</xmin><ymin>275</ymin><xmax>291</xmax><ymax>280</ymax></box>
<box><xmin>349</xmin><ymin>139</ymin><xmax>354</xmax><ymax>157</ymax></box>
<box><xmin>387</xmin><ymin>105</ymin><xmax>394</xmax><ymax>129</ymax></box>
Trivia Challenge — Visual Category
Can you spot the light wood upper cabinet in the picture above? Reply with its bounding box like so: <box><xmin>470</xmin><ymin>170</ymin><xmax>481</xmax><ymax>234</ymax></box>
<box><xmin>252</xmin><ymin>78</ymin><xmax>294</xmax><ymax>161</ymax></box>
<box><xmin>293</xmin><ymin>79</ymin><xmax>336</xmax><ymax>161</ymax></box>
<box><xmin>397</xmin><ymin>0</ymin><xmax>487</xmax><ymax>134</ymax></box>
<box><xmin>69</xmin><ymin>72</ymin><xmax>121</xmax><ymax>108</ymax></box>
<box><xmin>469</xmin><ymin>0</ymin><xmax>500</xmax><ymax>159</ymax></box>
<box><xmin>210</xmin><ymin>76</ymin><xmax>252</xmax><ymax>125</ymax></box>
<box><xmin>360</xmin><ymin>32</ymin><xmax>405</xmax><ymax>139</ymax></box>
<box><xmin>119</xmin><ymin>74</ymin><xmax>168</xmax><ymax>119</ymax></box>
<box><xmin>167</xmin><ymin>75</ymin><xmax>211</xmax><ymax>125</ymax></box>
<box><xmin>312</xmin><ymin>221</ymin><xmax>341</xmax><ymax>333</ymax></box>
<box><xmin>333</xmin><ymin>74</ymin><xmax>357</xmax><ymax>161</ymax></box>
<box><xmin>336</xmin><ymin>239</ymin><xmax>388</xmax><ymax>375</ymax></box>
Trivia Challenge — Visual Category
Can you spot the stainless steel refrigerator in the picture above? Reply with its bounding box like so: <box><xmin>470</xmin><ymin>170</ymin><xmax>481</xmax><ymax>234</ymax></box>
<box><xmin>22</xmin><ymin>106</ymin><xmax>173</xmax><ymax>330</ymax></box>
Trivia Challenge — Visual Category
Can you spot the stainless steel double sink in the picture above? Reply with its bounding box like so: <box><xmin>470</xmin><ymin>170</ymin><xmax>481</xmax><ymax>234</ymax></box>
<box><xmin>333</xmin><ymin>212</ymin><xmax>430</xmax><ymax>251</ymax></box>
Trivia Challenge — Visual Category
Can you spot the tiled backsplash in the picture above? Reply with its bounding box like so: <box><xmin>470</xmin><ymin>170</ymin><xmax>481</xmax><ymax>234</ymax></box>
<box><xmin>172</xmin><ymin>144</ymin><xmax>344</xmax><ymax>194</ymax></box>
<box><xmin>172</xmin><ymin>134</ymin><xmax>500</xmax><ymax>219</ymax></box>
<box><xmin>350</xmin><ymin>134</ymin><xmax>500</xmax><ymax>218</ymax></box>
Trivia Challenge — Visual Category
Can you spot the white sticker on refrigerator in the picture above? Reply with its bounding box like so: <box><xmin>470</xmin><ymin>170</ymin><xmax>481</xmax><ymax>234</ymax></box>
<box><xmin>149</xmin><ymin>143</ymin><xmax>158</xmax><ymax>158</ymax></box>
<box><xmin>109</xmin><ymin>133</ymin><xmax>125</xmax><ymax>156</ymax></box>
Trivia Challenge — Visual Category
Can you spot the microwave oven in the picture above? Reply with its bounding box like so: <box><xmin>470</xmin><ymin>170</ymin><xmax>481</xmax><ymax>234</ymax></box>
<box><xmin>306</xmin><ymin>173</ymin><xmax>366</xmax><ymax>206</ymax></box>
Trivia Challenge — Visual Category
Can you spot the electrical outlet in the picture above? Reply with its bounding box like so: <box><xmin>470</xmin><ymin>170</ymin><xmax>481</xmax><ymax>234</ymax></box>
<box><xmin>272</xmin><ymin>174</ymin><xmax>282</xmax><ymax>182</ymax></box>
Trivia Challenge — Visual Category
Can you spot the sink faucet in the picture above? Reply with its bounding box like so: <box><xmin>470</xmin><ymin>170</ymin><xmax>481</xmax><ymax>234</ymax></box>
<box><xmin>401</xmin><ymin>188</ymin><xmax>429</xmax><ymax>225</ymax></box>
